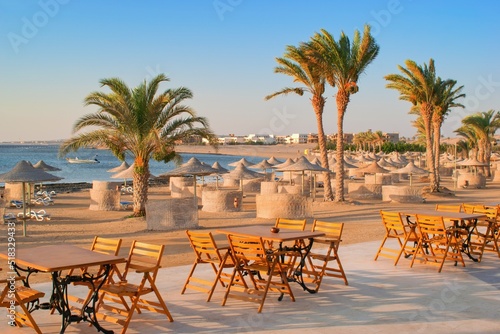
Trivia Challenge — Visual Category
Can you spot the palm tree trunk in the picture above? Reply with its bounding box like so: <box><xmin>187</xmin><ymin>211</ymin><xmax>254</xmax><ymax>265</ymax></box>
<box><xmin>432</xmin><ymin>118</ymin><xmax>442</xmax><ymax>189</ymax></box>
<box><xmin>132</xmin><ymin>160</ymin><xmax>150</xmax><ymax>217</ymax></box>
<box><xmin>312</xmin><ymin>95</ymin><xmax>333</xmax><ymax>201</ymax></box>
<box><xmin>335</xmin><ymin>92</ymin><xmax>349</xmax><ymax>202</ymax></box>
<box><xmin>421</xmin><ymin>104</ymin><xmax>438</xmax><ymax>192</ymax></box>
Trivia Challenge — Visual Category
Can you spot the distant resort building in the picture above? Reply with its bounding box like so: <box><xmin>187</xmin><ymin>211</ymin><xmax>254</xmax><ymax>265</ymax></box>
<box><xmin>202</xmin><ymin>131</ymin><xmax>399</xmax><ymax>146</ymax></box>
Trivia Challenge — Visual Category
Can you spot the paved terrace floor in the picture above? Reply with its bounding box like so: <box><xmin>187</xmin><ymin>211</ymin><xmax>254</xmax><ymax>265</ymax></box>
<box><xmin>2</xmin><ymin>240</ymin><xmax>499</xmax><ymax>333</ymax></box>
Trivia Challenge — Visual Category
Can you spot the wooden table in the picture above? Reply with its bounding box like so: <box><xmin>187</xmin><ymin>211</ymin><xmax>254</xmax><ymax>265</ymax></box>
<box><xmin>0</xmin><ymin>244</ymin><xmax>125</xmax><ymax>334</ymax></box>
<box><xmin>400</xmin><ymin>210</ymin><xmax>487</xmax><ymax>262</ymax></box>
<box><xmin>217</xmin><ymin>226</ymin><xmax>325</xmax><ymax>293</ymax></box>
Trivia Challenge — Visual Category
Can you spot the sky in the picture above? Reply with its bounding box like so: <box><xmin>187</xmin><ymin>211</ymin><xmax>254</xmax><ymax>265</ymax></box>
<box><xmin>1</xmin><ymin>0</ymin><xmax>499</xmax><ymax>142</ymax></box>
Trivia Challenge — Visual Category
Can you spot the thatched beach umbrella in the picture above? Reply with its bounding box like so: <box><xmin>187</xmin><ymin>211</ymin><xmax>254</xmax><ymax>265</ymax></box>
<box><xmin>160</xmin><ymin>157</ymin><xmax>217</xmax><ymax>207</ymax></box>
<box><xmin>277</xmin><ymin>156</ymin><xmax>329</xmax><ymax>195</ymax></box>
<box><xmin>0</xmin><ymin>160</ymin><xmax>62</xmax><ymax>236</ymax></box>
<box><xmin>211</xmin><ymin>161</ymin><xmax>228</xmax><ymax>189</ymax></box>
<box><xmin>107</xmin><ymin>161</ymin><xmax>130</xmax><ymax>173</ymax></box>
<box><xmin>267</xmin><ymin>156</ymin><xmax>283</xmax><ymax>165</ymax></box>
<box><xmin>33</xmin><ymin>160</ymin><xmax>61</xmax><ymax>172</ymax></box>
<box><xmin>228</xmin><ymin>158</ymin><xmax>254</xmax><ymax>167</ymax></box>
<box><xmin>225</xmin><ymin>163</ymin><xmax>264</xmax><ymax>194</ymax></box>
<box><xmin>390</xmin><ymin>161</ymin><xmax>429</xmax><ymax>186</ymax></box>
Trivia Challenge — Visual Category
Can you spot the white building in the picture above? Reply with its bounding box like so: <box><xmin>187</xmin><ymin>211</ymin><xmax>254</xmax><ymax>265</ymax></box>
<box><xmin>290</xmin><ymin>133</ymin><xmax>308</xmax><ymax>144</ymax></box>
<box><xmin>246</xmin><ymin>134</ymin><xmax>276</xmax><ymax>145</ymax></box>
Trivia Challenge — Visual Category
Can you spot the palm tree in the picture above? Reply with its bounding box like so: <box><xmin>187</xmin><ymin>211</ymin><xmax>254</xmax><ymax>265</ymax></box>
<box><xmin>431</xmin><ymin>79</ymin><xmax>465</xmax><ymax>178</ymax></box>
<box><xmin>385</xmin><ymin>59</ymin><xmax>441</xmax><ymax>192</ymax></box>
<box><xmin>311</xmin><ymin>25</ymin><xmax>380</xmax><ymax>201</ymax></box>
<box><xmin>59</xmin><ymin>74</ymin><xmax>216</xmax><ymax>216</ymax></box>
<box><xmin>265</xmin><ymin>42</ymin><xmax>334</xmax><ymax>201</ymax></box>
<box><xmin>458</xmin><ymin>110</ymin><xmax>500</xmax><ymax>176</ymax></box>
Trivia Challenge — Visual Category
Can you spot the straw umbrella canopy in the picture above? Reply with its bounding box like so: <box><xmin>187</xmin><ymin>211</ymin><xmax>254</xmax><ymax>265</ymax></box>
<box><xmin>457</xmin><ymin>157</ymin><xmax>488</xmax><ymax>175</ymax></box>
<box><xmin>33</xmin><ymin>160</ymin><xmax>61</xmax><ymax>171</ymax></box>
<box><xmin>33</xmin><ymin>160</ymin><xmax>62</xmax><ymax>194</ymax></box>
<box><xmin>249</xmin><ymin>159</ymin><xmax>274</xmax><ymax>176</ymax></box>
<box><xmin>276</xmin><ymin>156</ymin><xmax>330</xmax><ymax>195</ymax></box>
<box><xmin>112</xmin><ymin>163</ymin><xmax>157</xmax><ymax>180</ymax></box>
<box><xmin>228</xmin><ymin>157</ymin><xmax>254</xmax><ymax>167</ymax></box>
<box><xmin>108</xmin><ymin>161</ymin><xmax>131</xmax><ymax>186</ymax></box>
<box><xmin>267</xmin><ymin>156</ymin><xmax>283</xmax><ymax>165</ymax></box>
<box><xmin>107</xmin><ymin>161</ymin><xmax>130</xmax><ymax>173</ymax></box>
<box><xmin>159</xmin><ymin>157</ymin><xmax>217</xmax><ymax>206</ymax></box>
<box><xmin>390</xmin><ymin>161</ymin><xmax>429</xmax><ymax>186</ymax></box>
<box><xmin>0</xmin><ymin>160</ymin><xmax>62</xmax><ymax>236</ymax></box>
<box><xmin>355</xmin><ymin>161</ymin><xmax>390</xmax><ymax>175</ymax></box>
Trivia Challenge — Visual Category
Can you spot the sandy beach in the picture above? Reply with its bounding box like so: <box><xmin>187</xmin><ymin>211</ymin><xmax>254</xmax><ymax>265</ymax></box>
<box><xmin>1</xmin><ymin>145</ymin><xmax>499</xmax><ymax>285</ymax></box>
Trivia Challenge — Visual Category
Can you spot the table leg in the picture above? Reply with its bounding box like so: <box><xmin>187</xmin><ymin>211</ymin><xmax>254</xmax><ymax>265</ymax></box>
<box><xmin>49</xmin><ymin>265</ymin><xmax>115</xmax><ymax>334</ymax></box>
<box><xmin>285</xmin><ymin>238</ymin><xmax>317</xmax><ymax>294</ymax></box>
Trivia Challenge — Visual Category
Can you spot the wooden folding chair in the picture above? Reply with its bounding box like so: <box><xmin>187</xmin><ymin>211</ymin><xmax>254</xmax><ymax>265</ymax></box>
<box><xmin>222</xmin><ymin>234</ymin><xmax>295</xmax><ymax>313</ymax></box>
<box><xmin>0</xmin><ymin>269</ymin><xmax>45</xmax><ymax>334</ymax></box>
<box><xmin>181</xmin><ymin>230</ymin><xmax>240</xmax><ymax>302</ymax></box>
<box><xmin>411</xmin><ymin>214</ymin><xmax>465</xmax><ymax>272</ymax></box>
<box><xmin>470</xmin><ymin>206</ymin><xmax>500</xmax><ymax>260</ymax></box>
<box><xmin>63</xmin><ymin>236</ymin><xmax>123</xmax><ymax>310</ymax></box>
<box><xmin>96</xmin><ymin>241</ymin><xmax>173</xmax><ymax>333</ymax></box>
<box><xmin>302</xmin><ymin>220</ymin><xmax>348</xmax><ymax>292</ymax></box>
<box><xmin>374</xmin><ymin>211</ymin><xmax>419</xmax><ymax>265</ymax></box>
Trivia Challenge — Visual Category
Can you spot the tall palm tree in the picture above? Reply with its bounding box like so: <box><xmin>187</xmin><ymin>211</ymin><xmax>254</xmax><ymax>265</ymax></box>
<box><xmin>59</xmin><ymin>74</ymin><xmax>215</xmax><ymax>216</ymax></box>
<box><xmin>385</xmin><ymin>59</ymin><xmax>440</xmax><ymax>192</ymax></box>
<box><xmin>458</xmin><ymin>110</ymin><xmax>500</xmax><ymax>176</ymax></box>
<box><xmin>311</xmin><ymin>25</ymin><xmax>380</xmax><ymax>201</ymax></box>
<box><xmin>431</xmin><ymin>79</ymin><xmax>465</xmax><ymax>178</ymax></box>
<box><xmin>265</xmin><ymin>42</ymin><xmax>334</xmax><ymax>201</ymax></box>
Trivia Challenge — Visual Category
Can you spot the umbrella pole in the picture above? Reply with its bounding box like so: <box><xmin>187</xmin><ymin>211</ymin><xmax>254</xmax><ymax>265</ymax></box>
<box><xmin>193</xmin><ymin>176</ymin><xmax>198</xmax><ymax>209</ymax></box>
<box><xmin>22</xmin><ymin>182</ymin><xmax>27</xmax><ymax>237</ymax></box>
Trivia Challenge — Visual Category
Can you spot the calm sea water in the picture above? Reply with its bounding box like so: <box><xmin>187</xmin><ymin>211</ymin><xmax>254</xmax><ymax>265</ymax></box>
<box><xmin>0</xmin><ymin>144</ymin><xmax>265</xmax><ymax>185</ymax></box>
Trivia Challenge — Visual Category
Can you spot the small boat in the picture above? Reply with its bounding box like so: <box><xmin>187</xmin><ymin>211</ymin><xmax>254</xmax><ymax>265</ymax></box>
<box><xmin>66</xmin><ymin>156</ymin><xmax>100</xmax><ymax>164</ymax></box>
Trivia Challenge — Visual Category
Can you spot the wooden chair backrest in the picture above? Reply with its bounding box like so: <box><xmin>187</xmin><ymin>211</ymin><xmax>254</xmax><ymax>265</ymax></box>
<box><xmin>186</xmin><ymin>230</ymin><xmax>224</xmax><ymax>262</ymax></box>
<box><xmin>91</xmin><ymin>236</ymin><xmax>122</xmax><ymax>256</ymax></box>
<box><xmin>380</xmin><ymin>210</ymin><xmax>407</xmax><ymax>234</ymax></box>
<box><xmin>473</xmin><ymin>206</ymin><xmax>499</xmax><ymax>221</ymax></box>
<box><xmin>435</xmin><ymin>204</ymin><xmax>462</xmax><ymax>213</ymax></box>
<box><xmin>124</xmin><ymin>241</ymin><xmax>164</xmax><ymax>283</ymax></box>
<box><xmin>275</xmin><ymin>218</ymin><xmax>307</xmax><ymax>231</ymax></box>
<box><xmin>227</xmin><ymin>234</ymin><xmax>267</xmax><ymax>266</ymax></box>
<box><xmin>462</xmin><ymin>203</ymin><xmax>485</xmax><ymax>214</ymax></box>
<box><xmin>311</xmin><ymin>220</ymin><xmax>343</xmax><ymax>240</ymax></box>
<box><xmin>415</xmin><ymin>215</ymin><xmax>446</xmax><ymax>236</ymax></box>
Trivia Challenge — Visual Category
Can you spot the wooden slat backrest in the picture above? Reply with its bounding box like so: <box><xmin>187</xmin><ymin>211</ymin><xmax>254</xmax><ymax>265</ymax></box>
<box><xmin>311</xmin><ymin>220</ymin><xmax>343</xmax><ymax>241</ymax></box>
<box><xmin>186</xmin><ymin>230</ymin><xmax>221</xmax><ymax>260</ymax></box>
<box><xmin>462</xmin><ymin>203</ymin><xmax>485</xmax><ymax>214</ymax></box>
<box><xmin>435</xmin><ymin>204</ymin><xmax>462</xmax><ymax>213</ymax></box>
<box><xmin>91</xmin><ymin>236</ymin><xmax>122</xmax><ymax>256</ymax></box>
<box><xmin>416</xmin><ymin>215</ymin><xmax>446</xmax><ymax>235</ymax></box>
<box><xmin>473</xmin><ymin>206</ymin><xmax>499</xmax><ymax>221</ymax></box>
<box><xmin>125</xmin><ymin>241</ymin><xmax>164</xmax><ymax>282</ymax></box>
<box><xmin>380</xmin><ymin>211</ymin><xmax>406</xmax><ymax>233</ymax></box>
<box><xmin>275</xmin><ymin>218</ymin><xmax>307</xmax><ymax>231</ymax></box>
<box><xmin>227</xmin><ymin>234</ymin><xmax>267</xmax><ymax>264</ymax></box>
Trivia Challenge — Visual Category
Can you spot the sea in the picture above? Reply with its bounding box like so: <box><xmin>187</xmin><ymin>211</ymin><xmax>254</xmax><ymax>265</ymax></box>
<box><xmin>0</xmin><ymin>144</ymin><xmax>266</xmax><ymax>185</ymax></box>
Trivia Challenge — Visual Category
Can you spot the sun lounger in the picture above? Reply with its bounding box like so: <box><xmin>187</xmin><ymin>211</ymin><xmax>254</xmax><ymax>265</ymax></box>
<box><xmin>10</xmin><ymin>200</ymin><xmax>24</xmax><ymax>208</ymax></box>
<box><xmin>120</xmin><ymin>201</ymin><xmax>133</xmax><ymax>210</ymax></box>
<box><xmin>33</xmin><ymin>197</ymin><xmax>54</xmax><ymax>206</ymax></box>
<box><xmin>30</xmin><ymin>209</ymin><xmax>51</xmax><ymax>221</ymax></box>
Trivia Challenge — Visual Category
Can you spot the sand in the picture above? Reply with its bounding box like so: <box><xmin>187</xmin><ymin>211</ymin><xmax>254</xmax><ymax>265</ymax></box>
<box><xmin>2</xmin><ymin>145</ymin><xmax>499</xmax><ymax>284</ymax></box>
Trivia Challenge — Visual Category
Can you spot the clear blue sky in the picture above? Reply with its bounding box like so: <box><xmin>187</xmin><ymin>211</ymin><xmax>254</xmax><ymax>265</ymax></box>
<box><xmin>1</xmin><ymin>0</ymin><xmax>499</xmax><ymax>142</ymax></box>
